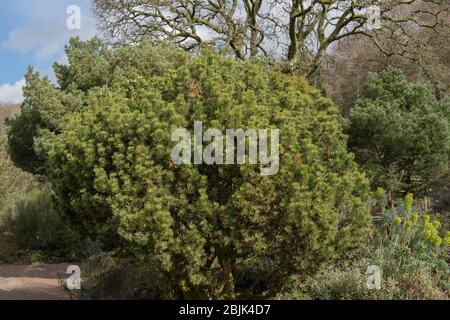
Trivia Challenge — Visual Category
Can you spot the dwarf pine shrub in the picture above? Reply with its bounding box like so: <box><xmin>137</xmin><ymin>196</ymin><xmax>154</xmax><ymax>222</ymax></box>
<box><xmin>22</xmin><ymin>40</ymin><xmax>372</xmax><ymax>299</ymax></box>
<box><xmin>346</xmin><ymin>68</ymin><xmax>450</xmax><ymax>196</ymax></box>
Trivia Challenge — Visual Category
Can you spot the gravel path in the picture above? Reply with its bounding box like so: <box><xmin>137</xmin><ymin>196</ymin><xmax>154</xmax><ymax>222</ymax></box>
<box><xmin>0</xmin><ymin>264</ymin><xmax>72</xmax><ymax>300</ymax></box>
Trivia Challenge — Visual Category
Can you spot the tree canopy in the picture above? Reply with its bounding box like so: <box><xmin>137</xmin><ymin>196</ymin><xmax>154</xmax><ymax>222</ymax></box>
<box><xmin>346</xmin><ymin>68</ymin><xmax>450</xmax><ymax>196</ymax></box>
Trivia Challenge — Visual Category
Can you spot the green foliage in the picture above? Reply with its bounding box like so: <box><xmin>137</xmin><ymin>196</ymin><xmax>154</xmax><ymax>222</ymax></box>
<box><xmin>48</xmin><ymin>41</ymin><xmax>371</xmax><ymax>299</ymax></box>
<box><xmin>5</xmin><ymin>36</ymin><xmax>447</xmax><ymax>300</ymax></box>
<box><xmin>277</xmin><ymin>261</ymin><xmax>446</xmax><ymax>300</ymax></box>
<box><xmin>1</xmin><ymin>187</ymin><xmax>58</xmax><ymax>250</ymax></box>
<box><xmin>373</xmin><ymin>191</ymin><xmax>449</xmax><ymax>291</ymax></box>
<box><xmin>0</xmin><ymin>186</ymin><xmax>80</xmax><ymax>258</ymax></box>
<box><xmin>54</xmin><ymin>37</ymin><xmax>188</xmax><ymax>92</ymax></box>
<box><xmin>277</xmin><ymin>191</ymin><xmax>449</xmax><ymax>300</ymax></box>
<box><xmin>54</xmin><ymin>37</ymin><xmax>113</xmax><ymax>92</ymax></box>
<box><xmin>6</xmin><ymin>38</ymin><xmax>192</xmax><ymax>176</ymax></box>
<box><xmin>346</xmin><ymin>68</ymin><xmax>450</xmax><ymax>196</ymax></box>
<box><xmin>80</xmin><ymin>252</ymin><xmax>176</xmax><ymax>300</ymax></box>
<box><xmin>0</xmin><ymin>104</ymin><xmax>19</xmax><ymax>135</ymax></box>
<box><xmin>276</xmin><ymin>264</ymin><xmax>400</xmax><ymax>300</ymax></box>
<box><xmin>0</xmin><ymin>134</ymin><xmax>36</xmax><ymax>214</ymax></box>
<box><xmin>6</xmin><ymin>68</ymin><xmax>82</xmax><ymax>174</ymax></box>
<box><xmin>1</xmin><ymin>116</ymin><xmax>41</xmax><ymax>262</ymax></box>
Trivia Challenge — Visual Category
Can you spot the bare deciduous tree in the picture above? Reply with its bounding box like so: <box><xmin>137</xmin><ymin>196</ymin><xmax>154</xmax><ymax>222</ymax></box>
<box><xmin>92</xmin><ymin>0</ymin><xmax>450</xmax><ymax>78</ymax></box>
<box><xmin>324</xmin><ymin>1</ymin><xmax>450</xmax><ymax>113</ymax></box>
<box><xmin>93</xmin><ymin>0</ymin><xmax>270</xmax><ymax>59</ymax></box>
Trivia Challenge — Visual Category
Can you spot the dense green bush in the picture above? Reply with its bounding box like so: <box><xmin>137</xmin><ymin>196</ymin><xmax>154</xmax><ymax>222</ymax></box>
<box><xmin>1</xmin><ymin>116</ymin><xmax>40</xmax><ymax>261</ymax></box>
<box><xmin>6</xmin><ymin>38</ymin><xmax>191</xmax><ymax>176</ymax></box>
<box><xmin>0</xmin><ymin>186</ymin><xmax>79</xmax><ymax>257</ymax></box>
<box><xmin>0</xmin><ymin>135</ymin><xmax>36</xmax><ymax>214</ymax></box>
<box><xmin>6</xmin><ymin>68</ymin><xmax>83</xmax><ymax>175</ymax></box>
<box><xmin>1</xmin><ymin>107</ymin><xmax>36</xmax><ymax>212</ymax></box>
<box><xmin>346</xmin><ymin>68</ymin><xmax>450</xmax><ymax>196</ymax></box>
<box><xmin>47</xmin><ymin>41</ymin><xmax>371</xmax><ymax>298</ymax></box>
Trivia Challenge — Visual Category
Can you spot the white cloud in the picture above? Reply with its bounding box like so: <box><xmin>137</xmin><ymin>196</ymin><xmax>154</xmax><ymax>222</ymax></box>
<box><xmin>35</xmin><ymin>43</ymin><xmax>60</xmax><ymax>61</ymax></box>
<box><xmin>2</xmin><ymin>2</ymin><xmax>98</xmax><ymax>62</ymax></box>
<box><xmin>0</xmin><ymin>79</ymin><xmax>25</xmax><ymax>104</ymax></box>
<box><xmin>2</xmin><ymin>21</ymin><xmax>97</xmax><ymax>61</ymax></box>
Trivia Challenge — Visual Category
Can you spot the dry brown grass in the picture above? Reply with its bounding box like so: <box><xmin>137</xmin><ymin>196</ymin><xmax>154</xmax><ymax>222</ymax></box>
<box><xmin>0</xmin><ymin>104</ymin><xmax>20</xmax><ymax>135</ymax></box>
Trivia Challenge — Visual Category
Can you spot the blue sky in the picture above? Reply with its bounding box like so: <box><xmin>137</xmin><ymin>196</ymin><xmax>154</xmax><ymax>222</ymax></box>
<box><xmin>0</xmin><ymin>0</ymin><xmax>98</xmax><ymax>103</ymax></box>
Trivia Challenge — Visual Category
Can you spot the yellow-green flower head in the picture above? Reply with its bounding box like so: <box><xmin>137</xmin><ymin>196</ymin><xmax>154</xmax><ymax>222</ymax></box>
<box><xmin>432</xmin><ymin>220</ymin><xmax>441</xmax><ymax>229</ymax></box>
<box><xmin>404</xmin><ymin>193</ymin><xmax>413</xmax><ymax>210</ymax></box>
<box><xmin>411</xmin><ymin>213</ymin><xmax>419</xmax><ymax>225</ymax></box>
<box><xmin>423</xmin><ymin>222</ymin><xmax>434</xmax><ymax>240</ymax></box>
<box><xmin>375</xmin><ymin>187</ymin><xmax>385</xmax><ymax>198</ymax></box>
<box><xmin>404</xmin><ymin>220</ymin><xmax>413</xmax><ymax>231</ymax></box>
<box><xmin>432</xmin><ymin>235</ymin><xmax>442</xmax><ymax>247</ymax></box>
<box><xmin>394</xmin><ymin>216</ymin><xmax>402</xmax><ymax>225</ymax></box>
<box><xmin>423</xmin><ymin>214</ymin><xmax>430</xmax><ymax>224</ymax></box>
<box><xmin>444</xmin><ymin>231</ymin><xmax>450</xmax><ymax>246</ymax></box>
<box><xmin>423</xmin><ymin>220</ymin><xmax>440</xmax><ymax>243</ymax></box>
